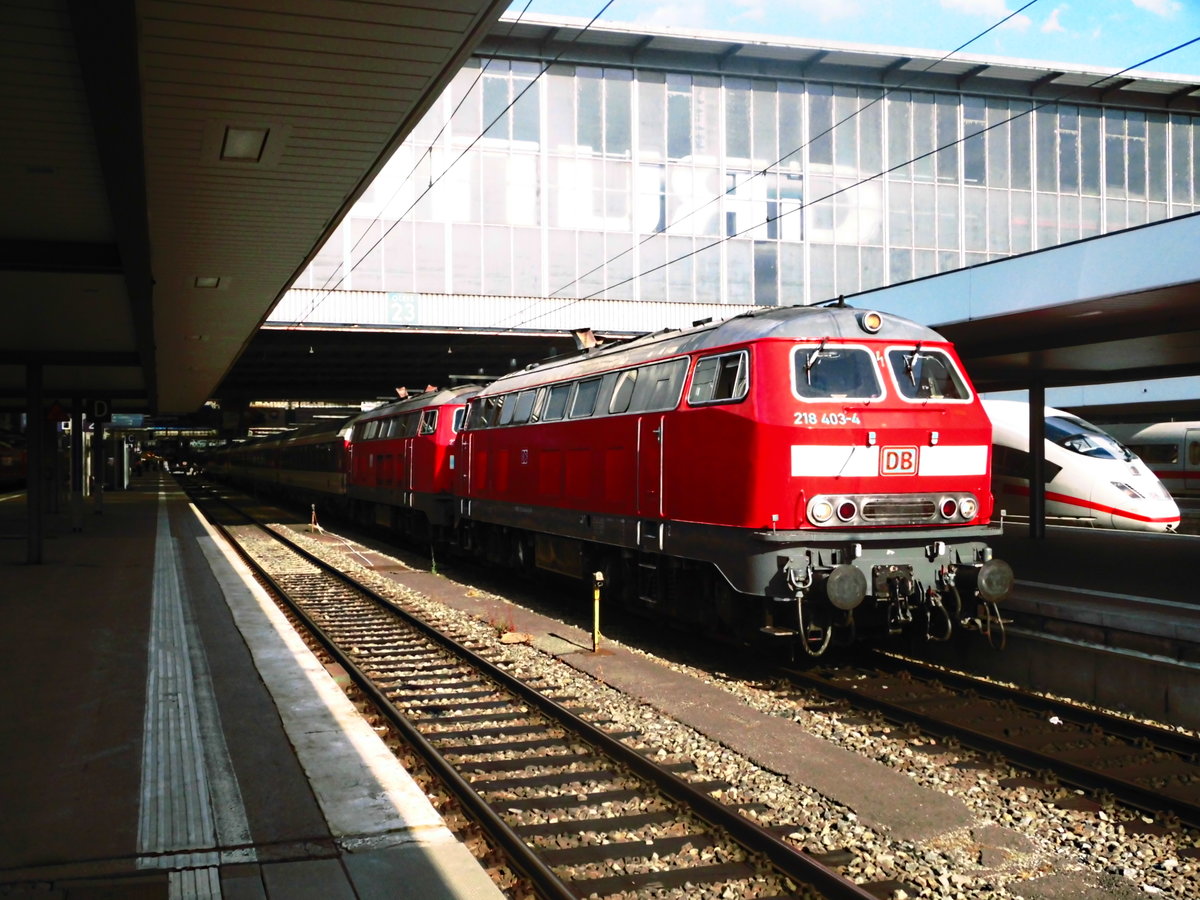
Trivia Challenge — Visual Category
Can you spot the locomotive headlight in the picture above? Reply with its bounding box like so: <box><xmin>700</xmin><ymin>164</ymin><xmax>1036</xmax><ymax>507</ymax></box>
<box><xmin>1111</xmin><ymin>481</ymin><xmax>1145</xmax><ymax>499</ymax></box>
<box><xmin>859</xmin><ymin>310</ymin><xmax>883</xmax><ymax>333</ymax></box>
<box><xmin>810</xmin><ymin>499</ymin><xmax>834</xmax><ymax>524</ymax></box>
<box><xmin>959</xmin><ymin>496</ymin><xmax>978</xmax><ymax>519</ymax></box>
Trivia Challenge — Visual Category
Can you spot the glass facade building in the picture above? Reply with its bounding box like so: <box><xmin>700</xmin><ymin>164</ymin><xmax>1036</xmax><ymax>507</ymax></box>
<box><xmin>295</xmin><ymin>18</ymin><xmax>1200</xmax><ymax>312</ymax></box>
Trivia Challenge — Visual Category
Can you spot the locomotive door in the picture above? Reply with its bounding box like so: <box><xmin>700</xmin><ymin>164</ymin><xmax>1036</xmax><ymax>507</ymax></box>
<box><xmin>404</xmin><ymin>435</ymin><xmax>415</xmax><ymax>499</ymax></box>
<box><xmin>637</xmin><ymin>415</ymin><xmax>664</xmax><ymax>517</ymax></box>
<box><xmin>1186</xmin><ymin>429</ymin><xmax>1200</xmax><ymax>492</ymax></box>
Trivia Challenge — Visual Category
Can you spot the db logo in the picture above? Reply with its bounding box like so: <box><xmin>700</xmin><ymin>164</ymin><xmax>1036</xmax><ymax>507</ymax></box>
<box><xmin>881</xmin><ymin>446</ymin><xmax>919</xmax><ymax>475</ymax></box>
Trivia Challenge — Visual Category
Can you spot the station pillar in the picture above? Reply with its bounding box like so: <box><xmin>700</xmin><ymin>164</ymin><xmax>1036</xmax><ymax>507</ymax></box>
<box><xmin>71</xmin><ymin>397</ymin><xmax>84</xmax><ymax>532</ymax></box>
<box><xmin>1028</xmin><ymin>382</ymin><xmax>1046</xmax><ymax>540</ymax></box>
<box><xmin>26</xmin><ymin>363</ymin><xmax>43</xmax><ymax>564</ymax></box>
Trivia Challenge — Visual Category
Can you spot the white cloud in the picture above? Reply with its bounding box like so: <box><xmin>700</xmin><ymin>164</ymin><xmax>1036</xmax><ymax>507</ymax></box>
<box><xmin>940</xmin><ymin>0</ymin><xmax>1031</xmax><ymax>30</ymax></box>
<box><xmin>730</xmin><ymin>0</ymin><xmax>768</xmax><ymax>23</ymax></box>
<box><xmin>1041</xmin><ymin>6</ymin><xmax>1067</xmax><ymax>33</ymax></box>
<box><xmin>744</xmin><ymin>0</ymin><xmax>864</xmax><ymax>23</ymax></box>
<box><xmin>629</xmin><ymin>0</ymin><xmax>863</xmax><ymax>30</ymax></box>
<box><xmin>630</xmin><ymin>2</ymin><xmax>711</xmax><ymax>29</ymax></box>
<box><xmin>940</xmin><ymin>0</ymin><xmax>1013</xmax><ymax>16</ymax></box>
<box><xmin>1130</xmin><ymin>0</ymin><xmax>1182</xmax><ymax>17</ymax></box>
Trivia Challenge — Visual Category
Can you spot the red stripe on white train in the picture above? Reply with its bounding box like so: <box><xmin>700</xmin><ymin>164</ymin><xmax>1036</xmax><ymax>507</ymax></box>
<box><xmin>999</xmin><ymin>484</ymin><xmax>1181</xmax><ymax>525</ymax></box>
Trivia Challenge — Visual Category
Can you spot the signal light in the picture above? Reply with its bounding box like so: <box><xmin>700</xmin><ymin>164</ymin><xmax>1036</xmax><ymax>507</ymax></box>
<box><xmin>939</xmin><ymin>497</ymin><xmax>958</xmax><ymax>518</ymax></box>
<box><xmin>836</xmin><ymin>500</ymin><xmax>858</xmax><ymax>522</ymax></box>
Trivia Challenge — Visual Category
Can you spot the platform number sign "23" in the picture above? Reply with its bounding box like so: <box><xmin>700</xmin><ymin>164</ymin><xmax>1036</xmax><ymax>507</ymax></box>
<box><xmin>881</xmin><ymin>446</ymin><xmax>918</xmax><ymax>475</ymax></box>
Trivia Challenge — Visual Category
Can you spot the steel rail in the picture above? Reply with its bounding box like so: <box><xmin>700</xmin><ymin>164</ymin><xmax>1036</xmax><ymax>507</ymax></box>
<box><xmin>194</xmin><ymin>486</ymin><xmax>879</xmax><ymax>900</ymax></box>
<box><xmin>784</xmin><ymin>653</ymin><xmax>1200</xmax><ymax>828</ymax></box>
<box><xmin>876</xmin><ymin>651</ymin><xmax>1200</xmax><ymax>758</ymax></box>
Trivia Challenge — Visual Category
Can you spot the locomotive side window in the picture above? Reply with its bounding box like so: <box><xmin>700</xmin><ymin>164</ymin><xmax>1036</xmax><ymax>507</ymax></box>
<box><xmin>609</xmin><ymin>370</ymin><xmax>638</xmax><ymax>414</ymax></box>
<box><xmin>471</xmin><ymin>395</ymin><xmax>504</xmax><ymax>428</ymax></box>
<box><xmin>511</xmin><ymin>390</ymin><xmax>537</xmax><ymax>424</ymax></box>
<box><xmin>498</xmin><ymin>394</ymin><xmax>519</xmax><ymax>426</ymax></box>
<box><xmin>793</xmin><ymin>345</ymin><xmax>882</xmax><ymax>400</ymax></box>
<box><xmin>887</xmin><ymin>347</ymin><xmax>971</xmax><ymax>401</ymax></box>
<box><xmin>419</xmin><ymin>409</ymin><xmax>438</xmax><ymax>435</ymax></box>
<box><xmin>541</xmin><ymin>384</ymin><xmax>571</xmax><ymax>421</ymax></box>
<box><xmin>452</xmin><ymin>407</ymin><xmax>466</xmax><ymax>432</ymax></box>
<box><xmin>631</xmin><ymin>358</ymin><xmax>688</xmax><ymax>412</ymax></box>
<box><xmin>363</xmin><ymin>420</ymin><xmax>381</xmax><ymax>440</ymax></box>
<box><xmin>570</xmin><ymin>378</ymin><xmax>602</xmax><ymax>418</ymax></box>
<box><xmin>688</xmin><ymin>351</ymin><xmax>748</xmax><ymax>405</ymax></box>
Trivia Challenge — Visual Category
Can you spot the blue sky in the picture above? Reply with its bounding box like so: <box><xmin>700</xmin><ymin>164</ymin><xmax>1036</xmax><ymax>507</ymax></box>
<box><xmin>517</xmin><ymin>0</ymin><xmax>1200</xmax><ymax>77</ymax></box>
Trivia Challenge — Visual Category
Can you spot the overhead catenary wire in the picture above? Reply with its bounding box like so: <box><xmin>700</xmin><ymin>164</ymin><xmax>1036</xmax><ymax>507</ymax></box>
<box><xmin>298</xmin><ymin>0</ymin><xmax>540</xmax><ymax>316</ymax></box>
<box><xmin>292</xmin><ymin>0</ymin><xmax>618</xmax><ymax>330</ymax></box>
<box><xmin>416</xmin><ymin>0</ymin><xmax>1047</xmax><ymax>337</ymax></box>
<box><xmin>537</xmin><ymin>0</ymin><xmax>1045</xmax><ymax>303</ymax></box>
<box><xmin>287</xmin><ymin>2</ymin><xmax>1198</xmax><ymax>378</ymax></box>
<box><xmin>502</xmin><ymin>32</ymin><xmax>1200</xmax><ymax>334</ymax></box>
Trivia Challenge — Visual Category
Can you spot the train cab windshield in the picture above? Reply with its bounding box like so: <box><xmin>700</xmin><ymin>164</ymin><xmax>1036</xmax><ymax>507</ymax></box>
<box><xmin>886</xmin><ymin>347</ymin><xmax>971</xmax><ymax>401</ymax></box>
<box><xmin>792</xmin><ymin>344</ymin><xmax>883</xmax><ymax>400</ymax></box>
<box><xmin>1045</xmin><ymin>415</ymin><xmax>1132</xmax><ymax>460</ymax></box>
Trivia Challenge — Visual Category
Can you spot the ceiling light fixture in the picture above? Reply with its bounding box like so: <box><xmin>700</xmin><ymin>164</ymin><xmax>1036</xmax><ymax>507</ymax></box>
<box><xmin>220</xmin><ymin>126</ymin><xmax>269</xmax><ymax>162</ymax></box>
<box><xmin>194</xmin><ymin>276</ymin><xmax>221</xmax><ymax>288</ymax></box>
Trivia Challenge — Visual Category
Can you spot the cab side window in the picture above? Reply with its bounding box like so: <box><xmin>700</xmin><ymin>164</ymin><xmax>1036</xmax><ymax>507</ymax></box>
<box><xmin>688</xmin><ymin>351</ymin><xmax>748</xmax><ymax>405</ymax></box>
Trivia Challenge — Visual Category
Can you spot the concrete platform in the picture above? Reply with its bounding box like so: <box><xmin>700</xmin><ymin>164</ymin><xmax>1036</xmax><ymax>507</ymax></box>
<box><xmin>0</xmin><ymin>473</ymin><xmax>503</xmax><ymax>899</ymax></box>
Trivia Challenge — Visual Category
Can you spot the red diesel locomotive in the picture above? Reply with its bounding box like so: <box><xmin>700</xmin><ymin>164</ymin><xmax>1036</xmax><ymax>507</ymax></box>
<box><xmin>346</xmin><ymin>385</ymin><xmax>479</xmax><ymax>536</ymax></box>
<box><xmin>213</xmin><ymin>304</ymin><xmax>1012</xmax><ymax>656</ymax></box>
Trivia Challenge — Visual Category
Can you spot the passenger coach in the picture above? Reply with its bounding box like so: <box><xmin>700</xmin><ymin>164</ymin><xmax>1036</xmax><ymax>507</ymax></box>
<box><xmin>1105</xmin><ymin>421</ymin><xmax>1200</xmax><ymax>497</ymax></box>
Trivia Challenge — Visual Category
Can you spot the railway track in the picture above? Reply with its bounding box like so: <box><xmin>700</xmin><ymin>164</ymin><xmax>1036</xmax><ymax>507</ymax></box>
<box><xmin>783</xmin><ymin>654</ymin><xmax>1200</xmax><ymax>830</ymax></box>
<box><xmin>188</xmin><ymin>485</ymin><xmax>887</xmax><ymax>900</ymax></box>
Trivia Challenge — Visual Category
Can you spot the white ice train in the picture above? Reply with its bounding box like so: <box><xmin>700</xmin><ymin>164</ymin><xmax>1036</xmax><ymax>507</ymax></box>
<box><xmin>983</xmin><ymin>400</ymin><xmax>1180</xmax><ymax>533</ymax></box>
<box><xmin>1101</xmin><ymin>421</ymin><xmax>1200</xmax><ymax>497</ymax></box>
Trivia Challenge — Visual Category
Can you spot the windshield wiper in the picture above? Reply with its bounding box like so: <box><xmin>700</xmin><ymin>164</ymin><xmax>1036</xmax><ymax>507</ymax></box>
<box><xmin>904</xmin><ymin>343</ymin><xmax>922</xmax><ymax>387</ymax></box>
<box><xmin>804</xmin><ymin>338</ymin><xmax>828</xmax><ymax>386</ymax></box>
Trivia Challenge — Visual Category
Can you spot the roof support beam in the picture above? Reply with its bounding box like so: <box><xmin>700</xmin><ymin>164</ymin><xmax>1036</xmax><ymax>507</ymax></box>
<box><xmin>1166</xmin><ymin>83</ymin><xmax>1200</xmax><ymax>106</ymax></box>
<box><xmin>880</xmin><ymin>56</ymin><xmax>911</xmax><ymax>84</ymax></box>
<box><xmin>1029</xmin><ymin>71</ymin><xmax>1063</xmax><ymax>95</ymax></box>
<box><xmin>66</xmin><ymin>0</ymin><xmax>157</xmax><ymax>410</ymax></box>
<box><xmin>956</xmin><ymin>64</ymin><xmax>989</xmax><ymax>88</ymax></box>
<box><xmin>1099</xmin><ymin>77</ymin><xmax>1136</xmax><ymax>102</ymax></box>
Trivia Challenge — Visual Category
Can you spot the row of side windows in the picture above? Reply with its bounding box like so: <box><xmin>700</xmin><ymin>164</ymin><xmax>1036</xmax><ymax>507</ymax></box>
<box><xmin>465</xmin><ymin>350</ymin><xmax>750</xmax><ymax>431</ymax></box>
<box><xmin>280</xmin><ymin>441</ymin><xmax>344</xmax><ymax>473</ymax></box>
<box><xmin>354</xmin><ymin>409</ymin><xmax>439</xmax><ymax>442</ymax></box>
